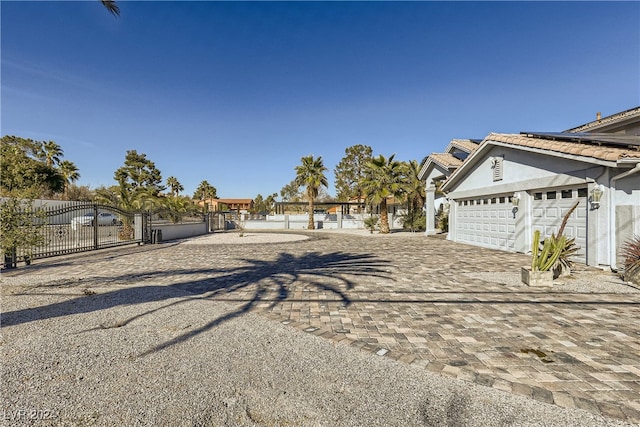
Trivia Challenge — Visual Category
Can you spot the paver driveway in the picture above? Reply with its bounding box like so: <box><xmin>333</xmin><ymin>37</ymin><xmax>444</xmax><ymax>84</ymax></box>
<box><xmin>2</xmin><ymin>231</ymin><xmax>639</xmax><ymax>424</ymax></box>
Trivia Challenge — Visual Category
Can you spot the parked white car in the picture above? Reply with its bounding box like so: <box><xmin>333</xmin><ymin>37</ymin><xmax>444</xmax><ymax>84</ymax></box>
<box><xmin>71</xmin><ymin>212</ymin><xmax>120</xmax><ymax>229</ymax></box>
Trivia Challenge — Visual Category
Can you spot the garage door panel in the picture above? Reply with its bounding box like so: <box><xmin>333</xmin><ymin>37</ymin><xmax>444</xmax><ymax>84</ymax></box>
<box><xmin>456</xmin><ymin>196</ymin><xmax>516</xmax><ymax>252</ymax></box>
<box><xmin>545</xmin><ymin>208</ymin><xmax>560</xmax><ymax>219</ymax></box>
<box><xmin>531</xmin><ymin>188</ymin><xmax>587</xmax><ymax>263</ymax></box>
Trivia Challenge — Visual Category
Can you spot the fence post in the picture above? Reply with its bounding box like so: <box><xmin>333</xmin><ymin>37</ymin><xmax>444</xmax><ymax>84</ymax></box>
<box><xmin>3</xmin><ymin>248</ymin><xmax>17</xmax><ymax>269</ymax></box>
<box><xmin>93</xmin><ymin>204</ymin><xmax>99</xmax><ymax>250</ymax></box>
<box><xmin>134</xmin><ymin>213</ymin><xmax>143</xmax><ymax>242</ymax></box>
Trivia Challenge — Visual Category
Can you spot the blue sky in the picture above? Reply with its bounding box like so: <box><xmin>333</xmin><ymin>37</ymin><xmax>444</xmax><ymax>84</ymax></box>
<box><xmin>2</xmin><ymin>1</ymin><xmax>639</xmax><ymax>199</ymax></box>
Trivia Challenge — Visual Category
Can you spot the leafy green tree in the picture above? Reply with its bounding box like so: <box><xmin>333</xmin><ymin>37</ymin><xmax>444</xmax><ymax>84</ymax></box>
<box><xmin>114</xmin><ymin>150</ymin><xmax>164</xmax><ymax>196</ymax></box>
<box><xmin>58</xmin><ymin>160</ymin><xmax>80</xmax><ymax>199</ymax></box>
<box><xmin>280</xmin><ymin>179</ymin><xmax>302</xmax><ymax>202</ymax></box>
<box><xmin>66</xmin><ymin>184</ymin><xmax>95</xmax><ymax>202</ymax></box>
<box><xmin>295</xmin><ymin>155</ymin><xmax>328</xmax><ymax>230</ymax></box>
<box><xmin>361</xmin><ymin>154</ymin><xmax>406</xmax><ymax>234</ymax></box>
<box><xmin>166</xmin><ymin>176</ymin><xmax>184</xmax><ymax>197</ymax></box>
<box><xmin>193</xmin><ymin>180</ymin><xmax>217</xmax><ymax>201</ymax></box>
<box><xmin>264</xmin><ymin>193</ymin><xmax>278</xmax><ymax>213</ymax></box>
<box><xmin>0</xmin><ymin>136</ymin><xmax>64</xmax><ymax>197</ymax></box>
<box><xmin>252</xmin><ymin>193</ymin><xmax>278</xmax><ymax>214</ymax></box>
<box><xmin>334</xmin><ymin>144</ymin><xmax>372</xmax><ymax>203</ymax></box>
<box><xmin>252</xmin><ymin>194</ymin><xmax>264</xmax><ymax>214</ymax></box>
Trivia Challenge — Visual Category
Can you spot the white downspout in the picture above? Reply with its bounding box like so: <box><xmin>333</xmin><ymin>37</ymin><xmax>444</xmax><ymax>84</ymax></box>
<box><xmin>609</xmin><ymin>162</ymin><xmax>640</xmax><ymax>271</ymax></box>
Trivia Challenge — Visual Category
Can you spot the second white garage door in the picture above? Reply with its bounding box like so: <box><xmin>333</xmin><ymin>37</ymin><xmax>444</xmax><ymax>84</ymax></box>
<box><xmin>531</xmin><ymin>187</ymin><xmax>588</xmax><ymax>264</ymax></box>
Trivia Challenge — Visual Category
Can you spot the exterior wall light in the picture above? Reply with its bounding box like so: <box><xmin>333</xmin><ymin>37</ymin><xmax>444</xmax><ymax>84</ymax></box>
<box><xmin>590</xmin><ymin>184</ymin><xmax>604</xmax><ymax>209</ymax></box>
<box><xmin>511</xmin><ymin>192</ymin><xmax>521</xmax><ymax>218</ymax></box>
<box><xmin>511</xmin><ymin>192</ymin><xmax>521</xmax><ymax>207</ymax></box>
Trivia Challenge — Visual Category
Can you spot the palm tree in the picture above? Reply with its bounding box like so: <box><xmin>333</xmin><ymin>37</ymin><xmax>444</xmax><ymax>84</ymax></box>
<box><xmin>95</xmin><ymin>185</ymin><xmax>159</xmax><ymax>212</ymax></box>
<box><xmin>162</xmin><ymin>196</ymin><xmax>199</xmax><ymax>223</ymax></box>
<box><xmin>193</xmin><ymin>180</ymin><xmax>217</xmax><ymax>200</ymax></box>
<box><xmin>166</xmin><ymin>176</ymin><xmax>184</xmax><ymax>197</ymax></box>
<box><xmin>295</xmin><ymin>155</ymin><xmax>328</xmax><ymax>230</ymax></box>
<box><xmin>41</xmin><ymin>141</ymin><xmax>63</xmax><ymax>168</ymax></box>
<box><xmin>58</xmin><ymin>160</ymin><xmax>80</xmax><ymax>199</ymax></box>
<box><xmin>361</xmin><ymin>154</ymin><xmax>406</xmax><ymax>234</ymax></box>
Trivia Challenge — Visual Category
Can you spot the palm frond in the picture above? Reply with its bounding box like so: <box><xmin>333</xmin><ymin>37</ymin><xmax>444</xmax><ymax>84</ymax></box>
<box><xmin>101</xmin><ymin>0</ymin><xmax>120</xmax><ymax>16</ymax></box>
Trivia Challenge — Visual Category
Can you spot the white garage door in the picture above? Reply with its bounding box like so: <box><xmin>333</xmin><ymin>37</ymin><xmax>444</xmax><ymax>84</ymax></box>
<box><xmin>531</xmin><ymin>187</ymin><xmax>588</xmax><ymax>263</ymax></box>
<box><xmin>456</xmin><ymin>195</ymin><xmax>516</xmax><ymax>252</ymax></box>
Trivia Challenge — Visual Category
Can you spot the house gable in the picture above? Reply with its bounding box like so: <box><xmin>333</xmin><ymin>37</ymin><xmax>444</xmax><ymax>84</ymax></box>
<box><xmin>442</xmin><ymin>132</ymin><xmax>640</xmax><ymax>195</ymax></box>
<box><xmin>443</xmin><ymin>145</ymin><xmax>605</xmax><ymax>199</ymax></box>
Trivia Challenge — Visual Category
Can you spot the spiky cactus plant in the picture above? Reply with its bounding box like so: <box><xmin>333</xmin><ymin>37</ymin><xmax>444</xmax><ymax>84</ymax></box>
<box><xmin>531</xmin><ymin>230</ymin><xmax>564</xmax><ymax>272</ymax></box>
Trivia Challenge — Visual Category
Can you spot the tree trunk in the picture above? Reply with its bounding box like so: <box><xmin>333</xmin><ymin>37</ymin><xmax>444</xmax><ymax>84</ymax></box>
<box><xmin>379</xmin><ymin>199</ymin><xmax>390</xmax><ymax>234</ymax></box>
<box><xmin>308</xmin><ymin>199</ymin><xmax>315</xmax><ymax>230</ymax></box>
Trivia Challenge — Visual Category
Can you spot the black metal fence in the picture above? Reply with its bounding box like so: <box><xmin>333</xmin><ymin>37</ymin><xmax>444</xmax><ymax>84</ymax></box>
<box><xmin>2</xmin><ymin>202</ymin><xmax>144</xmax><ymax>268</ymax></box>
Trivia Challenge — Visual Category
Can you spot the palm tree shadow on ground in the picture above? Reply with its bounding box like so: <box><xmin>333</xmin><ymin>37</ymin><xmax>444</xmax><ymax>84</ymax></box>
<box><xmin>3</xmin><ymin>251</ymin><xmax>392</xmax><ymax>356</ymax></box>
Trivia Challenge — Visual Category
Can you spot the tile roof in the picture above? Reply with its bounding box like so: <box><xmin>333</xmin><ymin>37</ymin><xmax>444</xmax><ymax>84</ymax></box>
<box><xmin>487</xmin><ymin>133</ymin><xmax>640</xmax><ymax>162</ymax></box>
<box><xmin>446</xmin><ymin>139</ymin><xmax>480</xmax><ymax>154</ymax></box>
<box><xmin>565</xmin><ymin>106</ymin><xmax>640</xmax><ymax>133</ymax></box>
<box><xmin>217</xmin><ymin>198</ymin><xmax>254</xmax><ymax>204</ymax></box>
<box><xmin>430</xmin><ymin>153</ymin><xmax>464</xmax><ymax>169</ymax></box>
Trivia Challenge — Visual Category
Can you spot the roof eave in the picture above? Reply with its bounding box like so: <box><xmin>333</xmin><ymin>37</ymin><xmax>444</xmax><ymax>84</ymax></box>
<box><xmin>441</xmin><ymin>136</ymin><xmax>620</xmax><ymax>193</ymax></box>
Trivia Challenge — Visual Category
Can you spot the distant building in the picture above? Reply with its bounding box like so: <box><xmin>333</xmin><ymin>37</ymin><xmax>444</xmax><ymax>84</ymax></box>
<box><xmin>197</xmin><ymin>198</ymin><xmax>254</xmax><ymax>212</ymax></box>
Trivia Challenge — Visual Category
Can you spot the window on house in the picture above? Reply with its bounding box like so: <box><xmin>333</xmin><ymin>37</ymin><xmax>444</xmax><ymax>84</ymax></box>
<box><xmin>561</xmin><ymin>190</ymin><xmax>573</xmax><ymax>199</ymax></box>
<box><xmin>534</xmin><ymin>193</ymin><xmax>542</xmax><ymax>200</ymax></box>
<box><xmin>578</xmin><ymin>188</ymin><xmax>588</xmax><ymax>197</ymax></box>
<box><xmin>547</xmin><ymin>191</ymin><xmax>557</xmax><ymax>200</ymax></box>
<box><xmin>499</xmin><ymin>197</ymin><xmax>506</xmax><ymax>203</ymax></box>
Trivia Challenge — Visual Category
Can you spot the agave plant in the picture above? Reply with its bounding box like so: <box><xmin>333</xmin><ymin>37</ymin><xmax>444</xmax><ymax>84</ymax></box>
<box><xmin>621</xmin><ymin>235</ymin><xmax>640</xmax><ymax>284</ymax></box>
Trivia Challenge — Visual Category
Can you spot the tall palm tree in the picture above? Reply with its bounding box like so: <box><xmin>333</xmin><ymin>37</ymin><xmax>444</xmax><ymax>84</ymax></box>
<box><xmin>58</xmin><ymin>160</ymin><xmax>80</xmax><ymax>199</ymax></box>
<box><xmin>295</xmin><ymin>155</ymin><xmax>328</xmax><ymax>230</ymax></box>
<box><xmin>166</xmin><ymin>176</ymin><xmax>184</xmax><ymax>197</ymax></box>
<box><xmin>361</xmin><ymin>154</ymin><xmax>406</xmax><ymax>234</ymax></box>
<box><xmin>41</xmin><ymin>141</ymin><xmax>63</xmax><ymax>168</ymax></box>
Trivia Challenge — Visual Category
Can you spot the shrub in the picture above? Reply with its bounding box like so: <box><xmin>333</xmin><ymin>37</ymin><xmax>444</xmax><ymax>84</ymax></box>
<box><xmin>364</xmin><ymin>215</ymin><xmax>379</xmax><ymax>234</ymax></box>
<box><xmin>621</xmin><ymin>235</ymin><xmax>640</xmax><ymax>284</ymax></box>
<box><xmin>401</xmin><ymin>211</ymin><xmax>426</xmax><ymax>232</ymax></box>
<box><xmin>0</xmin><ymin>197</ymin><xmax>47</xmax><ymax>268</ymax></box>
<box><xmin>436</xmin><ymin>206</ymin><xmax>449</xmax><ymax>233</ymax></box>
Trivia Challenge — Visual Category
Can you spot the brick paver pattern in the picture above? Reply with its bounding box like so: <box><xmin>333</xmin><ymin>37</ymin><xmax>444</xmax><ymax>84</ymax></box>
<box><xmin>3</xmin><ymin>232</ymin><xmax>639</xmax><ymax>423</ymax></box>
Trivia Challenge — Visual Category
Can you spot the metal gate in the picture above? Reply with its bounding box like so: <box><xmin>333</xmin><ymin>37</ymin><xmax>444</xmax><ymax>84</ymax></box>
<box><xmin>2</xmin><ymin>202</ymin><xmax>144</xmax><ymax>268</ymax></box>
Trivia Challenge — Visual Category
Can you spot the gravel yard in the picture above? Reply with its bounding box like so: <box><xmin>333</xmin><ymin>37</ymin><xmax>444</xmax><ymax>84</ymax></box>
<box><xmin>1</xmin><ymin>231</ymin><xmax>637</xmax><ymax>426</ymax></box>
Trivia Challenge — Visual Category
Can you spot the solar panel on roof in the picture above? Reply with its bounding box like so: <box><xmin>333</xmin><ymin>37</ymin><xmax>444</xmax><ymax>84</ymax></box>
<box><xmin>520</xmin><ymin>132</ymin><xmax>640</xmax><ymax>149</ymax></box>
